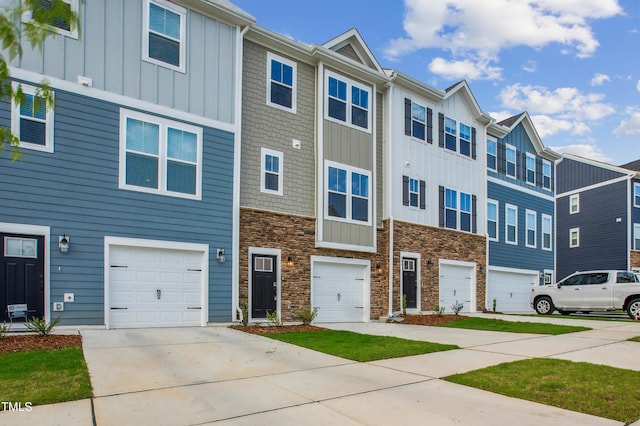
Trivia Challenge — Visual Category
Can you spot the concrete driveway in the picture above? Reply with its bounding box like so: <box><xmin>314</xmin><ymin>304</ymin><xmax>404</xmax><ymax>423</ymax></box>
<box><xmin>3</xmin><ymin>314</ymin><xmax>640</xmax><ymax>425</ymax></box>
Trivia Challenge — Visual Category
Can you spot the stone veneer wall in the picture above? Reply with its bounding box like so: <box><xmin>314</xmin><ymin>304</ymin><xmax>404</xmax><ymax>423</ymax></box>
<box><xmin>240</xmin><ymin>208</ymin><xmax>389</xmax><ymax>322</ymax></box>
<box><xmin>391</xmin><ymin>220</ymin><xmax>487</xmax><ymax>312</ymax></box>
<box><xmin>631</xmin><ymin>251</ymin><xmax>640</xmax><ymax>270</ymax></box>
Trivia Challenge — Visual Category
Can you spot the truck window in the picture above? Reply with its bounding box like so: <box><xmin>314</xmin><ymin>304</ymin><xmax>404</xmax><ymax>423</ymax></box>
<box><xmin>562</xmin><ymin>274</ymin><xmax>586</xmax><ymax>286</ymax></box>
<box><xmin>616</xmin><ymin>272</ymin><xmax>636</xmax><ymax>283</ymax></box>
<box><xmin>587</xmin><ymin>273</ymin><xmax>609</xmax><ymax>285</ymax></box>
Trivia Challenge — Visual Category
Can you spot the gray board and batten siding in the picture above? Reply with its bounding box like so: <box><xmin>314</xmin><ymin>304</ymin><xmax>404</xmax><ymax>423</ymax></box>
<box><xmin>13</xmin><ymin>0</ymin><xmax>238</xmax><ymax>125</ymax></box>
<box><xmin>556</xmin><ymin>157</ymin><xmax>626</xmax><ymax>194</ymax></box>
<box><xmin>0</xmin><ymin>87</ymin><xmax>235</xmax><ymax>324</ymax></box>
<box><xmin>240</xmin><ymin>40</ymin><xmax>316</xmax><ymax>217</ymax></box>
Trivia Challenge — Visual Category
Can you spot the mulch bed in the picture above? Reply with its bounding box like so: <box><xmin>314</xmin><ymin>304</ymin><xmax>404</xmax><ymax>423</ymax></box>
<box><xmin>0</xmin><ymin>334</ymin><xmax>82</xmax><ymax>354</ymax></box>
<box><xmin>394</xmin><ymin>314</ymin><xmax>466</xmax><ymax>326</ymax></box>
<box><xmin>229</xmin><ymin>324</ymin><xmax>328</xmax><ymax>335</ymax></box>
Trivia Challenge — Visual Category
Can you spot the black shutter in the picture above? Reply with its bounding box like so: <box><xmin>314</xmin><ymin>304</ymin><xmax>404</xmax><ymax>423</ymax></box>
<box><xmin>438</xmin><ymin>186</ymin><xmax>445</xmax><ymax>227</ymax></box>
<box><xmin>419</xmin><ymin>180</ymin><xmax>426</xmax><ymax>209</ymax></box>
<box><xmin>497</xmin><ymin>142</ymin><xmax>505</xmax><ymax>173</ymax></box>
<box><xmin>404</xmin><ymin>98</ymin><xmax>412</xmax><ymax>136</ymax></box>
<box><xmin>402</xmin><ymin>175</ymin><xmax>409</xmax><ymax>206</ymax></box>
<box><xmin>438</xmin><ymin>113</ymin><xmax>445</xmax><ymax>148</ymax></box>
<box><xmin>471</xmin><ymin>127</ymin><xmax>477</xmax><ymax>159</ymax></box>
<box><xmin>516</xmin><ymin>151</ymin><xmax>522</xmax><ymax>180</ymax></box>
<box><xmin>426</xmin><ymin>108</ymin><xmax>433</xmax><ymax>144</ymax></box>
<box><xmin>471</xmin><ymin>195</ymin><xmax>477</xmax><ymax>234</ymax></box>
<box><xmin>535</xmin><ymin>158</ymin><xmax>543</xmax><ymax>186</ymax></box>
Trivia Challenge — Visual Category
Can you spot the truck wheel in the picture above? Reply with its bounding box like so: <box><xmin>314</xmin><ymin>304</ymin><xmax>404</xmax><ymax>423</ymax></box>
<box><xmin>535</xmin><ymin>296</ymin><xmax>554</xmax><ymax>315</ymax></box>
<box><xmin>626</xmin><ymin>298</ymin><xmax>640</xmax><ymax>320</ymax></box>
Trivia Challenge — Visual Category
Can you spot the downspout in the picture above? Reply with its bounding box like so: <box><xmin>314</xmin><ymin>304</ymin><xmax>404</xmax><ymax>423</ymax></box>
<box><xmin>233</xmin><ymin>24</ymin><xmax>251</xmax><ymax>322</ymax></box>
<box><xmin>388</xmin><ymin>216</ymin><xmax>394</xmax><ymax>317</ymax></box>
<box><xmin>386</xmin><ymin>76</ymin><xmax>395</xmax><ymax>318</ymax></box>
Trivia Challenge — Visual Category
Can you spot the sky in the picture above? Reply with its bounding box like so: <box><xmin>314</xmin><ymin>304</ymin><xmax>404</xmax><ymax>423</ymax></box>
<box><xmin>232</xmin><ymin>0</ymin><xmax>640</xmax><ymax>167</ymax></box>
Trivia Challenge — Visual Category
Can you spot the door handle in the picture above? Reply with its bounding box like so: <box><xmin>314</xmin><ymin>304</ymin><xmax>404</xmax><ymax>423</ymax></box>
<box><xmin>273</xmin><ymin>282</ymin><xmax>277</xmax><ymax>288</ymax></box>
<box><xmin>156</xmin><ymin>289</ymin><xmax>161</xmax><ymax>300</ymax></box>
<box><xmin>453</xmin><ymin>289</ymin><xmax>456</xmax><ymax>296</ymax></box>
<box><xmin>337</xmin><ymin>293</ymin><xmax>341</xmax><ymax>301</ymax></box>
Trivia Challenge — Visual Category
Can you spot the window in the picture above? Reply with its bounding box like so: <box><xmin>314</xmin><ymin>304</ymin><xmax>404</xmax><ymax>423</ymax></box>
<box><xmin>526</xmin><ymin>210</ymin><xmax>536</xmax><ymax>248</ymax></box>
<box><xmin>634</xmin><ymin>223</ymin><xmax>640</xmax><ymax>250</ymax></box>
<box><xmin>444</xmin><ymin>117</ymin><xmax>457</xmax><ymax>152</ymax></box>
<box><xmin>569</xmin><ymin>227</ymin><xmax>580</xmax><ymax>248</ymax></box>
<box><xmin>543</xmin><ymin>160</ymin><xmax>552</xmax><ymax>190</ymax></box>
<box><xmin>409</xmin><ymin>178</ymin><xmax>419</xmax><ymax>207</ymax></box>
<box><xmin>119</xmin><ymin>109</ymin><xmax>202</xmax><ymax>199</ymax></box>
<box><xmin>254</xmin><ymin>257</ymin><xmax>273</xmax><ymax>272</ymax></box>
<box><xmin>526</xmin><ymin>153</ymin><xmax>536</xmax><ymax>185</ymax></box>
<box><xmin>459</xmin><ymin>124</ymin><xmax>471</xmax><ymax>157</ymax></box>
<box><xmin>445</xmin><ymin>188</ymin><xmax>457</xmax><ymax>229</ymax></box>
<box><xmin>542</xmin><ymin>214</ymin><xmax>552</xmax><ymax>251</ymax></box>
<box><xmin>4</xmin><ymin>237</ymin><xmax>37</xmax><ymax>258</ymax></box>
<box><xmin>326</xmin><ymin>73</ymin><xmax>370</xmax><ymax>131</ymax></box>
<box><xmin>441</xmin><ymin>187</ymin><xmax>475</xmax><ymax>233</ymax></box>
<box><xmin>143</xmin><ymin>0</ymin><xmax>186</xmax><ymax>72</ymax></box>
<box><xmin>487</xmin><ymin>137</ymin><xmax>497</xmax><ymax>171</ymax></box>
<box><xmin>411</xmin><ymin>103</ymin><xmax>426</xmax><ymax>140</ymax></box>
<box><xmin>25</xmin><ymin>0</ymin><xmax>79</xmax><ymax>39</ymax></box>
<box><xmin>11</xmin><ymin>83</ymin><xmax>54</xmax><ymax>152</ymax></box>
<box><xmin>570</xmin><ymin>194</ymin><xmax>580</xmax><ymax>214</ymax></box>
<box><xmin>634</xmin><ymin>183</ymin><xmax>640</xmax><ymax>207</ymax></box>
<box><xmin>261</xmin><ymin>148</ymin><xmax>283</xmax><ymax>195</ymax></box>
<box><xmin>460</xmin><ymin>192</ymin><xmax>472</xmax><ymax>232</ymax></box>
<box><xmin>325</xmin><ymin>161</ymin><xmax>371</xmax><ymax>224</ymax></box>
<box><xmin>267</xmin><ymin>53</ymin><xmax>296</xmax><ymax>111</ymax></box>
<box><xmin>505</xmin><ymin>204</ymin><xmax>517</xmax><ymax>245</ymax></box>
<box><xmin>403</xmin><ymin>259</ymin><xmax>415</xmax><ymax>271</ymax></box>
<box><xmin>487</xmin><ymin>200</ymin><xmax>498</xmax><ymax>240</ymax></box>
<box><xmin>402</xmin><ymin>176</ymin><xmax>425</xmax><ymax>209</ymax></box>
<box><xmin>617</xmin><ymin>271</ymin><xmax>637</xmax><ymax>283</ymax></box>
<box><xmin>506</xmin><ymin>144</ymin><xmax>516</xmax><ymax>178</ymax></box>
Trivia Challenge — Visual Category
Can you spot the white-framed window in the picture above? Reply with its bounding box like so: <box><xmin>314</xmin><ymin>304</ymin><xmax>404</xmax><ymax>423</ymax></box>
<box><xmin>487</xmin><ymin>137</ymin><xmax>497</xmax><ymax>171</ymax></box>
<box><xmin>634</xmin><ymin>223</ymin><xmax>640</xmax><ymax>250</ymax></box>
<box><xmin>444</xmin><ymin>188</ymin><xmax>457</xmax><ymax>229</ymax></box>
<box><xmin>506</xmin><ymin>144</ymin><xmax>516</xmax><ymax>178</ymax></box>
<box><xmin>254</xmin><ymin>256</ymin><xmax>273</xmax><ymax>272</ymax></box>
<box><xmin>11</xmin><ymin>83</ymin><xmax>54</xmax><ymax>153</ymax></box>
<box><xmin>403</xmin><ymin>258</ymin><xmax>415</xmax><ymax>271</ymax></box>
<box><xmin>634</xmin><ymin>183</ymin><xmax>640</xmax><ymax>208</ymax></box>
<box><xmin>444</xmin><ymin>188</ymin><xmax>473</xmax><ymax>232</ymax></box>
<box><xmin>4</xmin><ymin>237</ymin><xmax>37</xmax><ymax>258</ymax></box>
<box><xmin>119</xmin><ymin>108</ymin><xmax>202</xmax><ymax>199</ymax></box>
<box><xmin>542</xmin><ymin>160</ymin><xmax>552</xmax><ymax>190</ymax></box>
<box><xmin>569</xmin><ymin>227</ymin><xmax>580</xmax><ymax>248</ymax></box>
<box><xmin>326</xmin><ymin>72</ymin><xmax>370</xmax><ymax>131</ymax></box>
<box><xmin>570</xmin><ymin>194</ymin><xmax>580</xmax><ymax>214</ymax></box>
<box><xmin>505</xmin><ymin>204</ymin><xmax>517</xmax><ymax>245</ymax></box>
<box><xmin>460</xmin><ymin>192</ymin><xmax>472</xmax><ymax>232</ymax></box>
<box><xmin>459</xmin><ymin>123</ymin><xmax>471</xmax><ymax>157</ymax></box>
<box><xmin>526</xmin><ymin>153</ymin><xmax>536</xmax><ymax>185</ymax></box>
<box><xmin>487</xmin><ymin>199</ymin><xmax>498</xmax><ymax>241</ymax></box>
<box><xmin>260</xmin><ymin>148</ymin><xmax>283</xmax><ymax>196</ymax></box>
<box><xmin>444</xmin><ymin>117</ymin><xmax>457</xmax><ymax>152</ymax></box>
<box><xmin>267</xmin><ymin>52</ymin><xmax>296</xmax><ymax>112</ymax></box>
<box><xmin>542</xmin><ymin>214</ymin><xmax>552</xmax><ymax>251</ymax></box>
<box><xmin>325</xmin><ymin>161</ymin><xmax>371</xmax><ymax>224</ymax></box>
<box><xmin>411</xmin><ymin>103</ymin><xmax>426</xmax><ymax>140</ymax></box>
<box><xmin>409</xmin><ymin>178</ymin><xmax>420</xmax><ymax>207</ymax></box>
<box><xmin>526</xmin><ymin>209</ymin><xmax>537</xmax><ymax>248</ymax></box>
<box><xmin>143</xmin><ymin>0</ymin><xmax>186</xmax><ymax>72</ymax></box>
<box><xmin>23</xmin><ymin>0</ymin><xmax>79</xmax><ymax>39</ymax></box>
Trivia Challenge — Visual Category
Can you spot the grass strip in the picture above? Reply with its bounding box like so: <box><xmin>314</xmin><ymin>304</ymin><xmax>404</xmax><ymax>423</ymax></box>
<box><xmin>438</xmin><ymin>317</ymin><xmax>590</xmax><ymax>334</ymax></box>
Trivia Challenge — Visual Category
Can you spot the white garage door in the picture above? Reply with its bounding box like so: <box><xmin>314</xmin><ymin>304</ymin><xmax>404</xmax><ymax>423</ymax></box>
<box><xmin>312</xmin><ymin>261</ymin><xmax>367</xmax><ymax>323</ymax></box>
<box><xmin>487</xmin><ymin>270</ymin><xmax>537</xmax><ymax>313</ymax></box>
<box><xmin>439</xmin><ymin>263</ymin><xmax>474</xmax><ymax>313</ymax></box>
<box><xmin>108</xmin><ymin>245</ymin><xmax>204</xmax><ymax>329</ymax></box>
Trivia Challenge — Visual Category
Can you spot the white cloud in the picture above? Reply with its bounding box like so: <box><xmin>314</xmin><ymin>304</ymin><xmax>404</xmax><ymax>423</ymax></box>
<box><xmin>637</xmin><ymin>80</ymin><xmax>640</xmax><ymax>93</ymax></box>
<box><xmin>590</xmin><ymin>73</ymin><xmax>610</xmax><ymax>86</ymax></box>
<box><xmin>522</xmin><ymin>60</ymin><xmax>537</xmax><ymax>73</ymax></box>
<box><xmin>550</xmin><ymin>143</ymin><xmax>612</xmax><ymax>163</ymax></box>
<box><xmin>428</xmin><ymin>57</ymin><xmax>502</xmax><ymax>80</ymax></box>
<box><xmin>613</xmin><ymin>107</ymin><xmax>640</xmax><ymax>136</ymax></box>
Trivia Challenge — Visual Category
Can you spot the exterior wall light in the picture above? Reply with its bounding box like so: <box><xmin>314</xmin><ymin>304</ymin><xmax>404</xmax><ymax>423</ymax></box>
<box><xmin>287</xmin><ymin>256</ymin><xmax>293</xmax><ymax>267</ymax></box>
<box><xmin>58</xmin><ymin>235</ymin><xmax>70</xmax><ymax>253</ymax></box>
<box><xmin>216</xmin><ymin>248</ymin><xmax>225</xmax><ymax>263</ymax></box>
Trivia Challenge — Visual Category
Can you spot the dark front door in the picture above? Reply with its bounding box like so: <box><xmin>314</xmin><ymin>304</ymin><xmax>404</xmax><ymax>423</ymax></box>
<box><xmin>251</xmin><ymin>255</ymin><xmax>277</xmax><ymax>318</ymax></box>
<box><xmin>0</xmin><ymin>234</ymin><xmax>45</xmax><ymax>322</ymax></box>
<box><xmin>402</xmin><ymin>258</ymin><xmax>417</xmax><ymax>310</ymax></box>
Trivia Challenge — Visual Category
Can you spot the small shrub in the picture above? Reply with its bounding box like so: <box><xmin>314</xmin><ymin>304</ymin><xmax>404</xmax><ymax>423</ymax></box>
<box><xmin>24</xmin><ymin>316</ymin><xmax>61</xmax><ymax>336</ymax></box>
<box><xmin>0</xmin><ymin>322</ymin><xmax>8</xmax><ymax>338</ymax></box>
<box><xmin>434</xmin><ymin>305</ymin><xmax>445</xmax><ymax>316</ymax></box>
<box><xmin>402</xmin><ymin>294</ymin><xmax>407</xmax><ymax>316</ymax></box>
<box><xmin>295</xmin><ymin>306</ymin><xmax>318</xmax><ymax>325</ymax></box>
<box><xmin>265</xmin><ymin>310</ymin><xmax>282</xmax><ymax>327</ymax></box>
<box><xmin>451</xmin><ymin>301</ymin><xmax>464</xmax><ymax>315</ymax></box>
<box><xmin>240</xmin><ymin>301</ymin><xmax>249</xmax><ymax>326</ymax></box>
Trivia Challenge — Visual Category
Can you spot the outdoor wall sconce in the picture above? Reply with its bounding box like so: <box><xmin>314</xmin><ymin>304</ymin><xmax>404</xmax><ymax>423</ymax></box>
<box><xmin>58</xmin><ymin>235</ymin><xmax>70</xmax><ymax>253</ymax></box>
<box><xmin>287</xmin><ymin>256</ymin><xmax>293</xmax><ymax>267</ymax></box>
<box><xmin>376</xmin><ymin>263</ymin><xmax>382</xmax><ymax>273</ymax></box>
<box><xmin>216</xmin><ymin>248</ymin><xmax>225</xmax><ymax>263</ymax></box>
<box><xmin>427</xmin><ymin>259</ymin><xmax>433</xmax><ymax>268</ymax></box>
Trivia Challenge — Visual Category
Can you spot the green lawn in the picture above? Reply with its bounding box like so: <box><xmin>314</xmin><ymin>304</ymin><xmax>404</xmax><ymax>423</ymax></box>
<box><xmin>263</xmin><ymin>330</ymin><xmax>458</xmax><ymax>362</ymax></box>
<box><xmin>439</xmin><ymin>317</ymin><xmax>590</xmax><ymax>334</ymax></box>
<box><xmin>629</xmin><ymin>336</ymin><xmax>640</xmax><ymax>342</ymax></box>
<box><xmin>445</xmin><ymin>358</ymin><xmax>640</xmax><ymax>424</ymax></box>
<box><xmin>0</xmin><ymin>347</ymin><xmax>92</xmax><ymax>407</ymax></box>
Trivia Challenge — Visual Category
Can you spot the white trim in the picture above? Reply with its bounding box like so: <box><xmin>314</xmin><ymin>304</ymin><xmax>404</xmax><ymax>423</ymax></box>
<box><xmin>9</xmin><ymin>68</ymin><xmax>236</xmax><ymax>134</ymax></box>
<box><xmin>487</xmin><ymin>176</ymin><xmax>554</xmax><ymax>201</ymax></box>
<box><xmin>569</xmin><ymin>194</ymin><xmax>580</xmax><ymax>214</ymax></box>
<box><xmin>505</xmin><ymin>143</ymin><xmax>517</xmax><ymax>179</ymax></box>
<box><xmin>310</xmin><ymin>255</ymin><xmax>370</xmax><ymax>322</ymax></box>
<box><xmin>103</xmin><ymin>236</ymin><xmax>209</xmax><ymax>329</ymax></box>
<box><xmin>260</xmin><ymin>147</ymin><xmax>283</xmax><ymax>196</ymax></box>
<box><xmin>118</xmin><ymin>107</ymin><xmax>203</xmax><ymax>200</ymax></box>
<box><xmin>634</xmin><ymin>182</ymin><xmax>640</xmax><ymax>208</ymax></box>
<box><xmin>0</xmin><ymin>222</ymin><xmax>51</xmax><ymax>323</ymax></box>
<box><xmin>21</xmin><ymin>0</ymin><xmax>80</xmax><ymax>39</ymax></box>
<box><xmin>11</xmin><ymin>82</ymin><xmax>54</xmax><ymax>153</ymax></box>
<box><xmin>488</xmin><ymin>265</ymin><xmax>539</xmax><ymax>275</ymax></box>
<box><xmin>569</xmin><ymin>227</ymin><xmax>580</xmax><ymax>248</ymax></box>
<box><xmin>505</xmin><ymin>203</ymin><xmax>518</xmax><ymax>245</ymax></box>
<box><xmin>633</xmin><ymin>223</ymin><xmax>640</xmax><ymax>251</ymax></box>
<box><xmin>556</xmin><ymin>175</ymin><xmax>630</xmax><ymax>198</ymax></box>
<box><xmin>525</xmin><ymin>209</ymin><xmax>537</xmax><ymax>248</ymax></box>
<box><xmin>487</xmin><ymin>199</ymin><xmax>499</xmax><ymax>241</ymax></box>
<box><xmin>324</xmin><ymin>70</ymin><xmax>372</xmax><ymax>134</ymax></box>
<box><xmin>324</xmin><ymin>160</ymin><xmax>373</xmax><ymax>226</ymax></box>
<box><xmin>525</xmin><ymin>153</ymin><xmax>536</xmax><ymax>186</ymax></box>
<box><xmin>247</xmin><ymin>247</ymin><xmax>281</xmax><ymax>323</ymax></box>
<box><xmin>266</xmin><ymin>52</ymin><xmax>297</xmax><ymax>113</ymax></box>
<box><xmin>142</xmin><ymin>0</ymin><xmax>187</xmax><ymax>73</ymax></box>
<box><xmin>315</xmin><ymin>240</ymin><xmax>377</xmax><ymax>253</ymax></box>
<box><xmin>400</xmin><ymin>251</ymin><xmax>421</xmax><ymax>312</ymax></box>
<box><xmin>541</xmin><ymin>213</ymin><xmax>553</xmax><ymax>251</ymax></box>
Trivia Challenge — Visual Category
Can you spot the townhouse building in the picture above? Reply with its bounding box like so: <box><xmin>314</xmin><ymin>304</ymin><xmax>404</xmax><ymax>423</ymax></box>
<box><xmin>485</xmin><ymin>112</ymin><xmax>560</xmax><ymax>312</ymax></box>
<box><xmin>556</xmin><ymin>155</ymin><xmax>640</xmax><ymax>280</ymax></box>
<box><xmin>0</xmin><ymin>0</ymin><xmax>252</xmax><ymax>327</ymax></box>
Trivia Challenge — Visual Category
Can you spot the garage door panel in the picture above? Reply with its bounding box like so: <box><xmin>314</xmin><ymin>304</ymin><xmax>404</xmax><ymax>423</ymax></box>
<box><xmin>487</xmin><ymin>271</ymin><xmax>536</xmax><ymax>312</ymax></box>
<box><xmin>312</xmin><ymin>262</ymin><xmax>367</xmax><ymax>323</ymax></box>
<box><xmin>439</xmin><ymin>263</ymin><xmax>474</xmax><ymax>313</ymax></box>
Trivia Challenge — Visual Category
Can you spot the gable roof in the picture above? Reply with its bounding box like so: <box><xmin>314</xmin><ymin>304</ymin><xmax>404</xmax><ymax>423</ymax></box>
<box><xmin>620</xmin><ymin>159</ymin><xmax>640</xmax><ymax>172</ymax></box>
<box><xmin>322</xmin><ymin>28</ymin><xmax>384</xmax><ymax>74</ymax></box>
<box><xmin>498</xmin><ymin>111</ymin><xmax>561</xmax><ymax>161</ymax></box>
<box><xmin>443</xmin><ymin>80</ymin><xmax>492</xmax><ymax>124</ymax></box>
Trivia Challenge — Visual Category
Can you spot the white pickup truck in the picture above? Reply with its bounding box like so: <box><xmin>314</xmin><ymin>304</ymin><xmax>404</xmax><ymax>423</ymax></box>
<box><xmin>530</xmin><ymin>270</ymin><xmax>640</xmax><ymax>319</ymax></box>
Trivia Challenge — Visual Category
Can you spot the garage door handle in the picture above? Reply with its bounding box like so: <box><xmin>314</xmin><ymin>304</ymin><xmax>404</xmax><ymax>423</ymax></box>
<box><xmin>337</xmin><ymin>293</ymin><xmax>341</xmax><ymax>301</ymax></box>
<box><xmin>187</xmin><ymin>307</ymin><xmax>201</xmax><ymax>310</ymax></box>
<box><xmin>355</xmin><ymin>306</ymin><xmax>364</xmax><ymax>309</ymax></box>
<box><xmin>110</xmin><ymin>307</ymin><xmax>128</xmax><ymax>310</ymax></box>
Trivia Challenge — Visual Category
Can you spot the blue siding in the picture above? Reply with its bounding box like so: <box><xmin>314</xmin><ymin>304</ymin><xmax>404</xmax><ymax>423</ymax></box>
<box><xmin>487</xmin><ymin>182</ymin><xmax>554</xmax><ymax>273</ymax></box>
<box><xmin>632</xmin><ymin>179</ymin><xmax>640</xmax><ymax>227</ymax></box>
<box><xmin>0</xmin><ymin>86</ymin><xmax>235</xmax><ymax>324</ymax></box>
<box><xmin>556</xmin><ymin>157</ymin><xmax>625</xmax><ymax>194</ymax></box>
<box><xmin>556</xmin><ymin>181</ymin><xmax>628</xmax><ymax>279</ymax></box>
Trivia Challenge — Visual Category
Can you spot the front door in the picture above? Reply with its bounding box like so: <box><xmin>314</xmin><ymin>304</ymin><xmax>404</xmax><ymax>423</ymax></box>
<box><xmin>251</xmin><ymin>255</ymin><xmax>277</xmax><ymax>319</ymax></box>
<box><xmin>0</xmin><ymin>234</ymin><xmax>45</xmax><ymax>322</ymax></box>
<box><xmin>402</xmin><ymin>258</ymin><xmax>417</xmax><ymax>310</ymax></box>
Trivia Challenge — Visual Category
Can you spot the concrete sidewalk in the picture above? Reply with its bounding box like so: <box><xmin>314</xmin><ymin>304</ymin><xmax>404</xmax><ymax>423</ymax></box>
<box><xmin>1</xmin><ymin>314</ymin><xmax>639</xmax><ymax>425</ymax></box>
